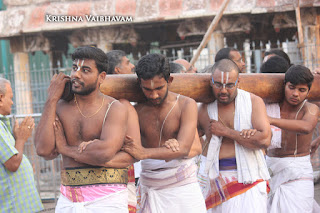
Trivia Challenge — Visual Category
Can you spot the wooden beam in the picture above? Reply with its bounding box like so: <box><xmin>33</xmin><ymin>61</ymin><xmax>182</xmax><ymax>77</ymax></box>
<box><xmin>100</xmin><ymin>73</ymin><xmax>320</xmax><ymax>103</ymax></box>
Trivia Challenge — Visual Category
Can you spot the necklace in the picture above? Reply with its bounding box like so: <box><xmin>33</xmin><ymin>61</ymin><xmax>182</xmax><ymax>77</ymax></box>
<box><xmin>74</xmin><ymin>95</ymin><xmax>105</xmax><ymax>118</ymax></box>
<box><xmin>218</xmin><ymin>111</ymin><xmax>235</xmax><ymax>128</ymax></box>
<box><xmin>158</xmin><ymin>94</ymin><xmax>180</xmax><ymax>147</ymax></box>
<box><xmin>218</xmin><ymin>114</ymin><xmax>227</xmax><ymax>127</ymax></box>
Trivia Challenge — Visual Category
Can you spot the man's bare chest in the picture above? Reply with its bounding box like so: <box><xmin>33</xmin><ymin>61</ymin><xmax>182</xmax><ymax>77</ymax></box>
<box><xmin>60</xmin><ymin>115</ymin><xmax>103</xmax><ymax>145</ymax></box>
<box><xmin>138</xmin><ymin>108</ymin><xmax>181</xmax><ymax>142</ymax></box>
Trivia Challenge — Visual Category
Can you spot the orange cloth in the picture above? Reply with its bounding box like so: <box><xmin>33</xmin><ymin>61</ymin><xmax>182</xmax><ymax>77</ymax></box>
<box><xmin>205</xmin><ymin>178</ymin><xmax>269</xmax><ymax>210</ymax></box>
<box><xmin>128</xmin><ymin>164</ymin><xmax>136</xmax><ymax>213</ymax></box>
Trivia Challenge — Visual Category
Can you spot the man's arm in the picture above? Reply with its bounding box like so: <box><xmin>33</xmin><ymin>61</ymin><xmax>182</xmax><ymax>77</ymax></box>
<box><xmin>102</xmin><ymin>100</ymin><xmax>138</xmax><ymax>167</ymax></box>
<box><xmin>210</xmin><ymin>95</ymin><xmax>271</xmax><ymax>150</ymax></box>
<box><xmin>55</xmin><ymin>101</ymin><xmax>128</xmax><ymax>166</ymax></box>
<box><xmin>78</xmin><ymin>100</ymin><xmax>139</xmax><ymax>168</ymax></box>
<box><xmin>122</xmin><ymin>98</ymin><xmax>198</xmax><ymax>161</ymax></box>
<box><xmin>187</xmin><ymin>129</ymin><xmax>202</xmax><ymax>157</ymax></box>
<box><xmin>197</xmin><ymin>103</ymin><xmax>209</xmax><ymax>137</ymax></box>
<box><xmin>34</xmin><ymin>73</ymin><xmax>70</xmax><ymax>160</ymax></box>
<box><xmin>311</xmin><ymin>135</ymin><xmax>320</xmax><ymax>156</ymax></box>
<box><xmin>269</xmin><ymin>103</ymin><xmax>319</xmax><ymax>134</ymax></box>
<box><xmin>163</xmin><ymin>128</ymin><xmax>202</xmax><ymax>158</ymax></box>
<box><xmin>4</xmin><ymin>117</ymin><xmax>34</xmax><ymax>172</ymax></box>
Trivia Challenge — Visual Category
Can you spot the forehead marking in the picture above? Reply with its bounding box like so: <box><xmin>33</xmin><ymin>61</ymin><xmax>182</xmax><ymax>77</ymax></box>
<box><xmin>221</xmin><ymin>71</ymin><xmax>224</xmax><ymax>84</ymax></box>
<box><xmin>226</xmin><ymin>72</ymin><xmax>229</xmax><ymax>84</ymax></box>
<box><xmin>76</xmin><ymin>59</ymin><xmax>84</xmax><ymax>72</ymax></box>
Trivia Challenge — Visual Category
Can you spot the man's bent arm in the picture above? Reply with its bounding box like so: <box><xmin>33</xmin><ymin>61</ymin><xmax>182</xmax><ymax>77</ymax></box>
<box><xmin>311</xmin><ymin>135</ymin><xmax>320</xmax><ymax>155</ymax></box>
<box><xmin>34</xmin><ymin>99</ymin><xmax>59</xmax><ymax>160</ymax></box>
<box><xmin>220</xmin><ymin>95</ymin><xmax>271</xmax><ymax>150</ymax></box>
<box><xmin>102</xmin><ymin>151</ymin><xmax>135</xmax><ymax>168</ymax></box>
<box><xmin>187</xmin><ymin>129</ymin><xmax>202</xmax><ymax>158</ymax></box>
<box><xmin>223</xmin><ymin>128</ymin><xmax>270</xmax><ymax>150</ymax></box>
<box><xmin>35</xmin><ymin>73</ymin><xmax>69</xmax><ymax>159</ymax></box>
<box><xmin>5</xmin><ymin>117</ymin><xmax>35</xmax><ymax>171</ymax></box>
<box><xmin>101</xmin><ymin>100</ymin><xmax>139</xmax><ymax>168</ymax></box>
<box><xmin>269</xmin><ymin>103</ymin><xmax>319</xmax><ymax>134</ymax></box>
<box><xmin>4</xmin><ymin>138</ymin><xmax>26</xmax><ymax>172</ymax></box>
<box><xmin>57</xmin><ymin>101</ymin><xmax>128</xmax><ymax>165</ymax></box>
<box><xmin>127</xmin><ymin>99</ymin><xmax>198</xmax><ymax>161</ymax></box>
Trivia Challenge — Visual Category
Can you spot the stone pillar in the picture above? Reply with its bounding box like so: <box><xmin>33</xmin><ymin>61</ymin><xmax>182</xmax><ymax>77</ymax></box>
<box><xmin>243</xmin><ymin>39</ymin><xmax>252</xmax><ymax>73</ymax></box>
<box><xmin>207</xmin><ymin>31</ymin><xmax>224</xmax><ymax>65</ymax></box>
<box><xmin>13</xmin><ymin>52</ymin><xmax>33</xmax><ymax>115</ymax></box>
<box><xmin>303</xmin><ymin>24</ymin><xmax>320</xmax><ymax>70</ymax></box>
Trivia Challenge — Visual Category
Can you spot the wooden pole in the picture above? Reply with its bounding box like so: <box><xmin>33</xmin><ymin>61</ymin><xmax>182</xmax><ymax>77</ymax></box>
<box><xmin>100</xmin><ymin>73</ymin><xmax>320</xmax><ymax>103</ymax></box>
<box><xmin>294</xmin><ymin>0</ymin><xmax>306</xmax><ymax>64</ymax></box>
<box><xmin>189</xmin><ymin>0</ymin><xmax>230</xmax><ymax>67</ymax></box>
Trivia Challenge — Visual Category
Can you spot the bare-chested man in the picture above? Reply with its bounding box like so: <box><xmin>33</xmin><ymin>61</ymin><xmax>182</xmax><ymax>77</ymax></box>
<box><xmin>266</xmin><ymin>65</ymin><xmax>319</xmax><ymax>213</ymax></box>
<box><xmin>35</xmin><ymin>46</ymin><xmax>139</xmax><ymax>213</ymax></box>
<box><xmin>121</xmin><ymin>53</ymin><xmax>206</xmax><ymax>213</ymax></box>
<box><xmin>198</xmin><ymin>59</ymin><xmax>271</xmax><ymax>213</ymax></box>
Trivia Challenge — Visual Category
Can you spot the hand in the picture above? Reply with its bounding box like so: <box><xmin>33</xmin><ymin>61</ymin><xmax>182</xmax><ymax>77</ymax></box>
<box><xmin>13</xmin><ymin>116</ymin><xmax>35</xmax><ymax>142</ymax></box>
<box><xmin>78</xmin><ymin>140</ymin><xmax>95</xmax><ymax>153</ymax></box>
<box><xmin>209</xmin><ymin>119</ymin><xmax>227</xmax><ymax>137</ymax></box>
<box><xmin>53</xmin><ymin>117</ymin><xmax>67</xmax><ymax>154</ymax></box>
<box><xmin>163</xmin><ymin>139</ymin><xmax>180</xmax><ymax>152</ymax></box>
<box><xmin>121</xmin><ymin>135</ymin><xmax>145</xmax><ymax>160</ymax></box>
<box><xmin>48</xmin><ymin>73</ymin><xmax>71</xmax><ymax>102</ymax></box>
<box><xmin>268</xmin><ymin>116</ymin><xmax>274</xmax><ymax>125</ymax></box>
<box><xmin>310</xmin><ymin>137</ymin><xmax>320</xmax><ymax>156</ymax></box>
<box><xmin>239</xmin><ymin>129</ymin><xmax>257</xmax><ymax>139</ymax></box>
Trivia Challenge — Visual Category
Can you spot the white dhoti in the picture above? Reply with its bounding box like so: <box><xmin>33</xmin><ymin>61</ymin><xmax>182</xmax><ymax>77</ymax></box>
<box><xmin>267</xmin><ymin>155</ymin><xmax>314</xmax><ymax>213</ymax></box>
<box><xmin>137</xmin><ymin>158</ymin><xmax>206</xmax><ymax>213</ymax></box>
<box><xmin>55</xmin><ymin>188</ymin><xmax>128</xmax><ymax>213</ymax></box>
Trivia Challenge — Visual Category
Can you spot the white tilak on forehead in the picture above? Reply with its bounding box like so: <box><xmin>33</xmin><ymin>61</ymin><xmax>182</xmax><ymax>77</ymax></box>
<box><xmin>226</xmin><ymin>72</ymin><xmax>229</xmax><ymax>84</ymax></box>
<box><xmin>221</xmin><ymin>71</ymin><xmax>224</xmax><ymax>83</ymax></box>
<box><xmin>76</xmin><ymin>59</ymin><xmax>84</xmax><ymax>72</ymax></box>
<box><xmin>151</xmin><ymin>80</ymin><xmax>154</xmax><ymax>89</ymax></box>
<box><xmin>220</xmin><ymin>72</ymin><xmax>229</xmax><ymax>84</ymax></box>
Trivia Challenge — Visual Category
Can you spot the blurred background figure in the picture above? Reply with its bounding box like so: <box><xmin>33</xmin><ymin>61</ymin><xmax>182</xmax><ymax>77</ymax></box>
<box><xmin>199</xmin><ymin>64</ymin><xmax>213</xmax><ymax>73</ymax></box>
<box><xmin>106</xmin><ymin>50</ymin><xmax>135</xmax><ymax>74</ymax></box>
<box><xmin>174</xmin><ymin>59</ymin><xmax>198</xmax><ymax>73</ymax></box>
<box><xmin>260</xmin><ymin>55</ymin><xmax>290</xmax><ymax>73</ymax></box>
<box><xmin>215</xmin><ymin>47</ymin><xmax>246</xmax><ymax>73</ymax></box>
<box><xmin>263</xmin><ymin>49</ymin><xmax>292</xmax><ymax>66</ymax></box>
<box><xmin>169</xmin><ymin>62</ymin><xmax>187</xmax><ymax>73</ymax></box>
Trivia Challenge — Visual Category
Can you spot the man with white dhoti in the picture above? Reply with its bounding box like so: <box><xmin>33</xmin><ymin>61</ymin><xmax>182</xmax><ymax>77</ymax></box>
<box><xmin>266</xmin><ymin>65</ymin><xmax>319</xmax><ymax>213</ymax></box>
<box><xmin>198</xmin><ymin>59</ymin><xmax>271</xmax><ymax>213</ymax></box>
<box><xmin>122</xmin><ymin>53</ymin><xmax>206</xmax><ymax>213</ymax></box>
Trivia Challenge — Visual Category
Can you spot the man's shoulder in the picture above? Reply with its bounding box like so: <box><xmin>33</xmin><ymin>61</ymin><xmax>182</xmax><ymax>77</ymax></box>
<box><xmin>304</xmin><ymin>101</ymin><xmax>320</xmax><ymax>115</ymax></box>
<box><xmin>104</xmin><ymin>96</ymin><xmax>126</xmax><ymax>112</ymax></box>
<box><xmin>177</xmin><ymin>94</ymin><xmax>196</xmax><ymax>106</ymax></box>
<box><xmin>305</xmin><ymin>101</ymin><xmax>319</xmax><ymax>108</ymax></box>
<box><xmin>198</xmin><ymin>102</ymin><xmax>208</xmax><ymax>112</ymax></box>
<box><xmin>249</xmin><ymin>92</ymin><xmax>264</xmax><ymax>104</ymax></box>
<box><xmin>56</xmin><ymin>98</ymin><xmax>75</xmax><ymax>114</ymax></box>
